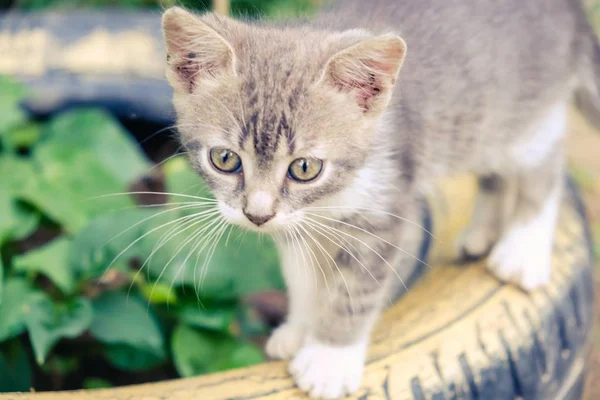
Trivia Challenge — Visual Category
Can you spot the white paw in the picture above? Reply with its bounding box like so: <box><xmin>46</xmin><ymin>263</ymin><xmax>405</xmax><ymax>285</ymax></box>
<box><xmin>265</xmin><ymin>323</ymin><xmax>306</xmax><ymax>360</ymax></box>
<box><xmin>488</xmin><ymin>222</ymin><xmax>552</xmax><ymax>291</ymax></box>
<box><xmin>289</xmin><ymin>336</ymin><xmax>366</xmax><ymax>399</ymax></box>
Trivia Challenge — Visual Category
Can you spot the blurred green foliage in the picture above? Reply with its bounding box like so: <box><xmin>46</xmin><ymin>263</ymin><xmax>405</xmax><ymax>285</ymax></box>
<box><xmin>10</xmin><ymin>0</ymin><xmax>316</xmax><ymax>18</ymax></box>
<box><xmin>0</xmin><ymin>76</ymin><xmax>283</xmax><ymax>392</ymax></box>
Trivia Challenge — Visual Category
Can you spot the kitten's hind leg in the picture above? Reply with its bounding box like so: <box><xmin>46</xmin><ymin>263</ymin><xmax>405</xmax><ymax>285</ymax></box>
<box><xmin>487</xmin><ymin>105</ymin><xmax>566</xmax><ymax>290</ymax></box>
<box><xmin>456</xmin><ymin>174</ymin><xmax>510</xmax><ymax>261</ymax></box>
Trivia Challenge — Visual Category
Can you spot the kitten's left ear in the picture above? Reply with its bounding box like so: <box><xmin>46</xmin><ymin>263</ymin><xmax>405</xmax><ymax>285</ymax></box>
<box><xmin>162</xmin><ymin>7</ymin><xmax>236</xmax><ymax>93</ymax></box>
<box><xmin>320</xmin><ymin>33</ymin><xmax>407</xmax><ymax>115</ymax></box>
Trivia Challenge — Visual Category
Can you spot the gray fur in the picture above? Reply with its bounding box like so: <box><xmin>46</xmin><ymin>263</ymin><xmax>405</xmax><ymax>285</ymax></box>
<box><xmin>162</xmin><ymin>1</ymin><xmax>600</xmax><ymax>396</ymax></box>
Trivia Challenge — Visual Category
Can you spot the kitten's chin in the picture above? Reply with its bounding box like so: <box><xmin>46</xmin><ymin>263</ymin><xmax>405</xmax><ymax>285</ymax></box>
<box><xmin>217</xmin><ymin>201</ymin><xmax>299</xmax><ymax>234</ymax></box>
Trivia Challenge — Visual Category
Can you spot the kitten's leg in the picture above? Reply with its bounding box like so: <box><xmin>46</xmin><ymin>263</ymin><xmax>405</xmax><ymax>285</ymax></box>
<box><xmin>289</xmin><ymin>226</ymin><xmax>399</xmax><ymax>399</ymax></box>
<box><xmin>487</xmin><ymin>106</ymin><xmax>566</xmax><ymax>290</ymax></box>
<box><xmin>457</xmin><ymin>174</ymin><xmax>507</xmax><ymax>260</ymax></box>
<box><xmin>266</xmin><ymin>238</ymin><xmax>316</xmax><ymax>360</ymax></box>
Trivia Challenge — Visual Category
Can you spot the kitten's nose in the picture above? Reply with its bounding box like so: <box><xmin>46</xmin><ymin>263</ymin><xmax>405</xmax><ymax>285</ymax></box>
<box><xmin>243</xmin><ymin>212</ymin><xmax>274</xmax><ymax>226</ymax></box>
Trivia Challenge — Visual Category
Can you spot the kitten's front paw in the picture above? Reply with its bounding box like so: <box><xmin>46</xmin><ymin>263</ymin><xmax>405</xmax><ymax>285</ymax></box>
<box><xmin>289</xmin><ymin>336</ymin><xmax>366</xmax><ymax>399</ymax></box>
<box><xmin>265</xmin><ymin>323</ymin><xmax>306</xmax><ymax>360</ymax></box>
<box><xmin>487</xmin><ymin>222</ymin><xmax>552</xmax><ymax>291</ymax></box>
<box><xmin>456</xmin><ymin>224</ymin><xmax>497</xmax><ymax>261</ymax></box>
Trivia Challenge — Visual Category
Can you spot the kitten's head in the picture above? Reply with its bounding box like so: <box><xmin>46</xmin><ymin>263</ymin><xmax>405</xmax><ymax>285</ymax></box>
<box><xmin>162</xmin><ymin>7</ymin><xmax>406</xmax><ymax>232</ymax></box>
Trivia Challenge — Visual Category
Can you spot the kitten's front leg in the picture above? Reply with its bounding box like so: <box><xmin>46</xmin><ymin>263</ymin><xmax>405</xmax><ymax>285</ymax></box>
<box><xmin>288</xmin><ymin>225</ymin><xmax>397</xmax><ymax>399</ymax></box>
<box><xmin>266</xmin><ymin>238</ymin><xmax>316</xmax><ymax>360</ymax></box>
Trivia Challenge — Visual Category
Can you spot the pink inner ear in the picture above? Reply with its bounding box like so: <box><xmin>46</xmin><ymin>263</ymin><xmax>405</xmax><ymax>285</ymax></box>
<box><xmin>332</xmin><ymin>67</ymin><xmax>384</xmax><ymax>112</ymax></box>
<box><xmin>172</xmin><ymin>52</ymin><xmax>218</xmax><ymax>92</ymax></box>
<box><xmin>175</xmin><ymin>59</ymin><xmax>200</xmax><ymax>92</ymax></box>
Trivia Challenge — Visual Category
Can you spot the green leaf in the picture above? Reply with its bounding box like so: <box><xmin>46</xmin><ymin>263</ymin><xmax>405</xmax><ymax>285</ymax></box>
<box><xmin>0</xmin><ymin>258</ymin><xmax>3</xmax><ymax>306</ymax></box>
<box><xmin>22</xmin><ymin>108</ymin><xmax>152</xmax><ymax>233</ymax></box>
<box><xmin>0</xmin><ymin>278</ymin><xmax>37</xmax><ymax>341</ymax></box>
<box><xmin>42</xmin><ymin>355</ymin><xmax>79</xmax><ymax>375</ymax></box>
<box><xmin>39</xmin><ymin>109</ymin><xmax>151</xmax><ymax>185</ymax></box>
<box><xmin>0</xmin><ymin>340</ymin><xmax>33</xmax><ymax>392</ymax></box>
<box><xmin>140</xmin><ymin>281</ymin><xmax>178</xmax><ymax>305</ymax></box>
<box><xmin>0</xmin><ymin>155</ymin><xmax>40</xmax><ymax>244</ymax></box>
<box><xmin>171</xmin><ymin>324</ymin><xmax>264</xmax><ymax>377</ymax></box>
<box><xmin>0</xmin><ymin>75</ymin><xmax>28</xmax><ymax>134</ymax></box>
<box><xmin>164</xmin><ymin>156</ymin><xmax>213</xmax><ymax>203</ymax></box>
<box><xmin>196</xmin><ymin>231</ymin><xmax>283</xmax><ymax>300</ymax></box>
<box><xmin>82</xmin><ymin>377</ymin><xmax>112</xmax><ymax>390</ymax></box>
<box><xmin>2</xmin><ymin>123</ymin><xmax>42</xmax><ymax>151</ymax></box>
<box><xmin>104</xmin><ymin>343</ymin><xmax>165</xmax><ymax>371</ymax></box>
<box><xmin>25</xmin><ymin>155</ymin><xmax>133</xmax><ymax>233</ymax></box>
<box><xmin>71</xmin><ymin>208</ymin><xmax>157</xmax><ymax>280</ymax></box>
<box><xmin>177</xmin><ymin>301</ymin><xmax>236</xmax><ymax>332</ymax></box>
<box><xmin>13</xmin><ymin>237</ymin><xmax>76</xmax><ymax>294</ymax></box>
<box><xmin>24</xmin><ymin>296</ymin><xmax>93</xmax><ymax>365</ymax></box>
<box><xmin>90</xmin><ymin>292</ymin><xmax>164</xmax><ymax>357</ymax></box>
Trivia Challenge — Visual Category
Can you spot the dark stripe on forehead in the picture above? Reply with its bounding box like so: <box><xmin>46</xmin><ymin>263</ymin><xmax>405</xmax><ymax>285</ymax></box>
<box><xmin>253</xmin><ymin>111</ymin><xmax>278</xmax><ymax>163</ymax></box>
<box><xmin>276</xmin><ymin>113</ymin><xmax>293</xmax><ymax>155</ymax></box>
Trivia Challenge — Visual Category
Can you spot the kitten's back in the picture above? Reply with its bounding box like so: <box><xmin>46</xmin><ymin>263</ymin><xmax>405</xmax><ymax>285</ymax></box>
<box><xmin>315</xmin><ymin>0</ymin><xmax>600</xmax><ymax>173</ymax></box>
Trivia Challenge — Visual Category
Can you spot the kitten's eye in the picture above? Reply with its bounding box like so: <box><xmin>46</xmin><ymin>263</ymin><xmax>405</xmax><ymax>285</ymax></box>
<box><xmin>209</xmin><ymin>147</ymin><xmax>242</xmax><ymax>173</ymax></box>
<box><xmin>288</xmin><ymin>158</ymin><xmax>323</xmax><ymax>182</ymax></box>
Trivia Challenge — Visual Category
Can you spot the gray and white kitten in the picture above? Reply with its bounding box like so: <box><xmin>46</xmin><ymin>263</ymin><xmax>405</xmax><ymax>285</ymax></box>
<box><xmin>161</xmin><ymin>1</ymin><xmax>600</xmax><ymax>398</ymax></box>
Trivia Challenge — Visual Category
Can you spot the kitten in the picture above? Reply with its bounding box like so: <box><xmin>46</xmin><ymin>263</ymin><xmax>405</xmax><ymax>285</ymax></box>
<box><xmin>161</xmin><ymin>1</ymin><xmax>600</xmax><ymax>398</ymax></box>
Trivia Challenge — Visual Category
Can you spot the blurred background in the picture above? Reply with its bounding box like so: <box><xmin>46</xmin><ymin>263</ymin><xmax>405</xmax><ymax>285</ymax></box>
<box><xmin>0</xmin><ymin>0</ymin><xmax>319</xmax><ymax>18</ymax></box>
<box><xmin>0</xmin><ymin>0</ymin><xmax>323</xmax><ymax>393</ymax></box>
<box><xmin>0</xmin><ymin>0</ymin><xmax>600</xmax><ymax>397</ymax></box>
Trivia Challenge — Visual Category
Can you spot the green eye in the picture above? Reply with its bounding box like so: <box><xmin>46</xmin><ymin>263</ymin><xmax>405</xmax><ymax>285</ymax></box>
<box><xmin>288</xmin><ymin>158</ymin><xmax>323</xmax><ymax>182</ymax></box>
<box><xmin>209</xmin><ymin>147</ymin><xmax>242</xmax><ymax>173</ymax></box>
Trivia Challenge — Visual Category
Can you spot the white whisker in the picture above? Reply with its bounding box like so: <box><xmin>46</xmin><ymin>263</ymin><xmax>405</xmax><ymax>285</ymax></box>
<box><xmin>305</xmin><ymin>206</ymin><xmax>436</xmax><ymax>240</ymax></box>
<box><xmin>307</xmin><ymin>213</ymin><xmax>432</xmax><ymax>271</ymax></box>
<box><xmin>304</xmin><ymin>216</ymin><xmax>409</xmax><ymax>292</ymax></box>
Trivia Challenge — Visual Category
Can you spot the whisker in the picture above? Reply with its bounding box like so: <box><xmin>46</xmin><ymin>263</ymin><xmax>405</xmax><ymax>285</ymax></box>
<box><xmin>306</xmin><ymin>213</ymin><xmax>432</xmax><ymax>270</ymax></box>
<box><xmin>167</xmin><ymin>217</ymin><xmax>227</xmax><ymax>308</ymax></box>
<box><xmin>145</xmin><ymin>210</ymin><xmax>220</xmax><ymax>272</ymax></box>
<box><xmin>150</xmin><ymin>214</ymin><xmax>224</xmax><ymax>301</ymax></box>
<box><xmin>303</xmin><ymin>219</ymin><xmax>394</xmax><ymax>307</ymax></box>
<box><xmin>192</xmin><ymin>217</ymin><xmax>228</xmax><ymax>297</ymax></box>
<box><xmin>128</xmin><ymin>211</ymin><xmax>220</xmax><ymax>300</ymax></box>
<box><xmin>88</xmin><ymin>191</ymin><xmax>218</xmax><ymax>202</ymax></box>
<box><xmin>297</xmin><ymin>222</ymin><xmax>341</xmax><ymax>301</ymax></box>
<box><xmin>304</xmin><ymin>216</ymin><xmax>409</xmax><ymax>292</ymax></box>
<box><xmin>291</xmin><ymin>223</ymin><xmax>323</xmax><ymax>297</ymax></box>
<box><xmin>287</xmin><ymin>224</ymin><xmax>310</xmax><ymax>294</ymax></box>
<box><xmin>304</xmin><ymin>206</ymin><xmax>437</xmax><ymax>240</ymax></box>
<box><xmin>199</xmin><ymin>222</ymin><xmax>230</xmax><ymax>291</ymax></box>
<box><xmin>103</xmin><ymin>209</ymin><xmax>218</xmax><ymax>279</ymax></box>
<box><xmin>139</xmin><ymin>122</ymin><xmax>196</xmax><ymax>146</ymax></box>
<box><xmin>148</xmin><ymin>150</ymin><xmax>188</xmax><ymax>171</ymax></box>
<box><xmin>103</xmin><ymin>203</ymin><xmax>218</xmax><ymax>248</ymax></box>
<box><xmin>198</xmin><ymin>219</ymin><xmax>229</xmax><ymax>294</ymax></box>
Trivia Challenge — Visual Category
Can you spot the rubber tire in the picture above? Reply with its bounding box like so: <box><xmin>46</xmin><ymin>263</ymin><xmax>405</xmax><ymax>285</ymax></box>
<box><xmin>0</xmin><ymin>175</ymin><xmax>593</xmax><ymax>400</ymax></box>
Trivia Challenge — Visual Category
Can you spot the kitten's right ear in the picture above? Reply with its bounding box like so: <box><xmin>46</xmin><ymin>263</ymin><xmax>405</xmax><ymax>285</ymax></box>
<box><xmin>162</xmin><ymin>7</ymin><xmax>235</xmax><ymax>93</ymax></box>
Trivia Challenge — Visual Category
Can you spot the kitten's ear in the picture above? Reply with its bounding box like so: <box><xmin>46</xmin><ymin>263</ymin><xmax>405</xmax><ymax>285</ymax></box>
<box><xmin>321</xmin><ymin>34</ymin><xmax>406</xmax><ymax>115</ymax></box>
<box><xmin>162</xmin><ymin>7</ymin><xmax>236</xmax><ymax>93</ymax></box>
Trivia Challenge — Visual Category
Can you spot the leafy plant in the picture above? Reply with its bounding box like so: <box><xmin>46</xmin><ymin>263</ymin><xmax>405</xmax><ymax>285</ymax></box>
<box><xmin>0</xmin><ymin>75</ymin><xmax>283</xmax><ymax>392</ymax></box>
<box><xmin>11</xmin><ymin>0</ymin><xmax>316</xmax><ymax>18</ymax></box>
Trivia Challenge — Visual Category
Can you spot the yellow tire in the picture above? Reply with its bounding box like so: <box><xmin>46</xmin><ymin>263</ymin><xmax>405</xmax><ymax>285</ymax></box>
<box><xmin>1</xmin><ymin>174</ymin><xmax>594</xmax><ymax>400</ymax></box>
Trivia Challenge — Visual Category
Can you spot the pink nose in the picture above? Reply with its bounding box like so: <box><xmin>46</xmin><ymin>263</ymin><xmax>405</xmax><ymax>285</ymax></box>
<box><xmin>243</xmin><ymin>212</ymin><xmax>274</xmax><ymax>226</ymax></box>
